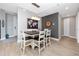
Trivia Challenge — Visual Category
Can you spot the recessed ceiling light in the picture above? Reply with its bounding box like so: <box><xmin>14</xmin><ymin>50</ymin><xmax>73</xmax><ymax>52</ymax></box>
<box><xmin>65</xmin><ymin>7</ymin><xmax>69</xmax><ymax>10</ymax></box>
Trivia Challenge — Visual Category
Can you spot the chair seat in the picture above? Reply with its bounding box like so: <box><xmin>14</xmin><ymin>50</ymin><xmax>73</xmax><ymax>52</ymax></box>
<box><xmin>26</xmin><ymin>36</ymin><xmax>33</xmax><ymax>39</ymax></box>
<box><xmin>22</xmin><ymin>36</ymin><xmax>33</xmax><ymax>40</ymax></box>
<box><xmin>34</xmin><ymin>36</ymin><xmax>44</xmax><ymax>41</ymax></box>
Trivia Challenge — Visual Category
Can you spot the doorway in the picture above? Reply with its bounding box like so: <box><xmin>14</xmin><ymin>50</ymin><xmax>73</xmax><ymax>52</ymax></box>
<box><xmin>64</xmin><ymin>18</ymin><xmax>70</xmax><ymax>36</ymax></box>
<box><xmin>63</xmin><ymin>17</ymin><xmax>76</xmax><ymax>38</ymax></box>
<box><xmin>6</xmin><ymin>14</ymin><xmax>17</xmax><ymax>39</ymax></box>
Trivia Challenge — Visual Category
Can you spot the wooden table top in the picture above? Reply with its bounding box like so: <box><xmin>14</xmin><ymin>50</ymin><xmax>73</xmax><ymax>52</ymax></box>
<box><xmin>24</xmin><ymin>31</ymin><xmax>39</xmax><ymax>35</ymax></box>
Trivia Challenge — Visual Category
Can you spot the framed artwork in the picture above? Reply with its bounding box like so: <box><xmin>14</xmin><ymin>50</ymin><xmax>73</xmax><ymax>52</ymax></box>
<box><xmin>27</xmin><ymin>18</ymin><xmax>38</xmax><ymax>29</ymax></box>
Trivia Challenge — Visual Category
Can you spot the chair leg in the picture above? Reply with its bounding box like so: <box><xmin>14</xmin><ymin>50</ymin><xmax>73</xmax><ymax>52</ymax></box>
<box><xmin>49</xmin><ymin>37</ymin><xmax>51</xmax><ymax>46</ymax></box>
<box><xmin>21</xmin><ymin>41</ymin><xmax>22</xmax><ymax>49</ymax></box>
<box><xmin>46</xmin><ymin>38</ymin><xmax>47</xmax><ymax>46</ymax></box>
<box><xmin>45</xmin><ymin>38</ymin><xmax>46</xmax><ymax>47</ymax></box>
<box><xmin>38</xmin><ymin>42</ymin><xmax>40</xmax><ymax>55</ymax></box>
<box><xmin>22</xmin><ymin>47</ymin><xmax>25</xmax><ymax>55</ymax></box>
<box><xmin>32</xmin><ymin>40</ymin><xmax>35</xmax><ymax>50</ymax></box>
<box><xmin>44</xmin><ymin>41</ymin><xmax>45</xmax><ymax>49</ymax></box>
<box><xmin>22</xmin><ymin>42</ymin><xmax>25</xmax><ymax>55</ymax></box>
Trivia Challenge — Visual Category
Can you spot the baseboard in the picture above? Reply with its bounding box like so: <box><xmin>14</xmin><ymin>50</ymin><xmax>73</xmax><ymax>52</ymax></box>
<box><xmin>51</xmin><ymin>37</ymin><xmax>60</xmax><ymax>41</ymax></box>
<box><xmin>61</xmin><ymin>35</ymin><xmax>65</xmax><ymax>37</ymax></box>
<box><xmin>61</xmin><ymin>35</ymin><xmax>76</xmax><ymax>39</ymax></box>
<box><xmin>0</xmin><ymin>35</ymin><xmax>17</xmax><ymax>41</ymax></box>
<box><xmin>9</xmin><ymin>35</ymin><xmax>17</xmax><ymax>38</ymax></box>
<box><xmin>68</xmin><ymin>36</ymin><xmax>76</xmax><ymax>39</ymax></box>
<box><xmin>0</xmin><ymin>37</ymin><xmax>6</xmax><ymax>40</ymax></box>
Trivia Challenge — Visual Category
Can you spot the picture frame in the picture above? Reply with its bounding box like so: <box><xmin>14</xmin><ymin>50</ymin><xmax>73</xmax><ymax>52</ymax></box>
<box><xmin>27</xmin><ymin>18</ymin><xmax>38</xmax><ymax>29</ymax></box>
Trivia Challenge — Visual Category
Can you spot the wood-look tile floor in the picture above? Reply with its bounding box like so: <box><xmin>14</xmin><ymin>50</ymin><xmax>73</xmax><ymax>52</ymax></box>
<box><xmin>0</xmin><ymin>36</ymin><xmax>79</xmax><ymax>56</ymax></box>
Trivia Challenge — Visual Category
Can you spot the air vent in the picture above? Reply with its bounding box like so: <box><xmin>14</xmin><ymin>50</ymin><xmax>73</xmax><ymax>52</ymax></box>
<box><xmin>32</xmin><ymin>3</ymin><xmax>40</xmax><ymax>8</ymax></box>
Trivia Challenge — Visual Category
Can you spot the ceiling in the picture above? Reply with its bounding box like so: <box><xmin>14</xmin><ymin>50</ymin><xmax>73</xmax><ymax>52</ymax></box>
<box><xmin>0</xmin><ymin>3</ymin><xmax>79</xmax><ymax>17</ymax></box>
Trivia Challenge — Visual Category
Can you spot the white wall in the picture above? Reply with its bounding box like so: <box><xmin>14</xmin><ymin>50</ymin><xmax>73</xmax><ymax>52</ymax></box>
<box><xmin>0</xmin><ymin>9</ymin><xmax>5</xmax><ymax>40</ymax></box>
<box><xmin>61</xmin><ymin>18</ymin><xmax>64</xmax><ymax>36</ymax></box>
<box><xmin>38</xmin><ymin>18</ymin><xmax>42</xmax><ymax>30</ymax></box>
<box><xmin>58</xmin><ymin>15</ymin><xmax>62</xmax><ymax>39</ymax></box>
<box><xmin>17</xmin><ymin>8</ymin><xmax>41</xmax><ymax>43</ymax></box>
<box><xmin>76</xmin><ymin>12</ymin><xmax>79</xmax><ymax>43</ymax></box>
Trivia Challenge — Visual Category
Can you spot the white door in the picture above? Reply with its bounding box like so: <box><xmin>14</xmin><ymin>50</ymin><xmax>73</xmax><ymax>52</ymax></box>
<box><xmin>64</xmin><ymin>18</ymin><xmax>70</xmax><ymax>36</ymax></box>
<box><xmin>7</xmin><ymin>14</ymin><xmax>14</xmax><ymax>36</ymax></box>
<box><xmin>13</xmin><ymin>16</ymin><xmax>17</xmax><ymax>36</ymax></box>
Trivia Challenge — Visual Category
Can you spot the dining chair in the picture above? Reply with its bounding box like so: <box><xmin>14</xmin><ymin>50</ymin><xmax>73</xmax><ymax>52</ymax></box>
<box><xmin>44</xmin><ymin>29</ymin><xmax>51</xmax><ymax>46</ymax></box>
<box><xmin>20</xmin><ymin>32</ymin><xmax>32</xmax><ymax>54</ymax></box>
<box><xmin>34</xmin><ymin>31</ymin><xmax>45</xmax><ymax>55</ymax></box>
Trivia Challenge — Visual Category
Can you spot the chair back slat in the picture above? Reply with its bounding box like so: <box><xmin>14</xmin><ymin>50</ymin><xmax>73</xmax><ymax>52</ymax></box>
<box><xmin>47</xmin><ymin>30</ymin><xmax>51</xmax><ymax>36</ymax></box>
<box><xmin>39</xmin><ymin>31</ymin><xmax>45</xmax><ymax>41</ymax></box>
<box><xmin>44</xmin><ymin>29</ymin><xmax>51</xmax><ymax>37</ymax></box>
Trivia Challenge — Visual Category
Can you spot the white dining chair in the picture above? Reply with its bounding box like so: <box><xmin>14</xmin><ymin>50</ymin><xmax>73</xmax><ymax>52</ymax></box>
<box><xmin>34</xmin><ymin>31</ymin><xmax>45</xmax><ymax>55</ymax></box>
<box><xmin>20</xmin><ymin>32</ymin><xmax>32</xmax><ymax>54</ymax></box>
<box><xmin>44</xmin><ymin>29</ymin><xmax>51</xmax><ymax>46</ymax></box>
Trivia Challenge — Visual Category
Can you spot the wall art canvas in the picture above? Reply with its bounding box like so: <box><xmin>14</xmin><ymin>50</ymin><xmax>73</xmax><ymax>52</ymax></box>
<box><xmin>27</xmin><ymin>18</ymin><xmax>38</xmax><ymax>29</ymax></box>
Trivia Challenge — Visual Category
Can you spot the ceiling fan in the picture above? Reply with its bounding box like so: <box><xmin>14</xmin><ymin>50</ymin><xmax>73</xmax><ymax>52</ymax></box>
<box><xmin>32</xmin><ymin>3</ymin><xmax>40</xmax><ymax>8</ymax></box>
